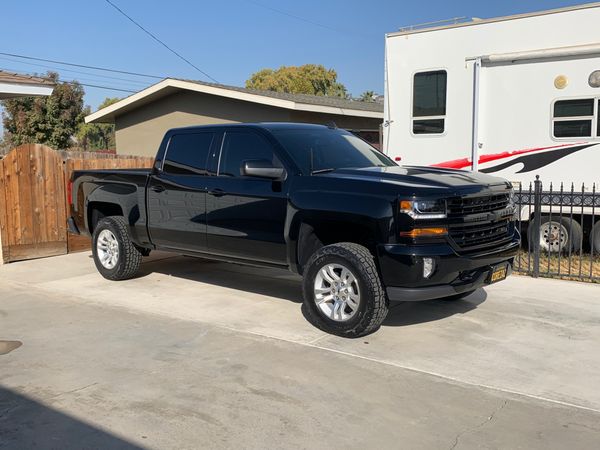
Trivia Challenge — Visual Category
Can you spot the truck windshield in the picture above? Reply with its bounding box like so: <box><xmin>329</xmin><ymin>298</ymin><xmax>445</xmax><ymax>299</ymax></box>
<box><xmin>271</xmin><ymin>128</ymin><xmax>396</xmax><ymax>174</ymax></box>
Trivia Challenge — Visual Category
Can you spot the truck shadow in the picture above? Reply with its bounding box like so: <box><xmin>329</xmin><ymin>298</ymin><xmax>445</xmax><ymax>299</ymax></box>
<box><xmin>138</xmin><ymin>255</ymin><xmax>304</xmax><ymax>304</ymax></box>
<box><xmin>137</xmin><ymin>254</ymin><xmax>487</xmax><ymax>326</ymax></box>
<box><xmin>0</xmin><ymin>385</ymin><xmax>142</xmax><ymax>449</ymax></box>
<box><xmin>383</xmin><ymin>289</ymin><xmax>487</xmax><ymax>327</ymax></box>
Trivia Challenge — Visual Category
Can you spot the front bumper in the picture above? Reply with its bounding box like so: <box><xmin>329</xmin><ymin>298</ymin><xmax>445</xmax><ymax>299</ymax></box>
<box><xmin>378</xmin><ymin>233</ymin><xmax>520</xmax><ymax>302</ymax></box>
<box><xmin>386</xmin><ymin>262</ymin><xmax>512</xmax><ymax>302</ymax></box>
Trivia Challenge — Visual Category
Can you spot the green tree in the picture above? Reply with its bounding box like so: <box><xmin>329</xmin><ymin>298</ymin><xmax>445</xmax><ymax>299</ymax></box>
<box><xmin>1</xmin><ymin>72</ymin><xmax>85</xmax><ymax>150</ymax></box>
<box><xmin>246</xmin><ymin>64</ymin><xmax>348</xmax><ymax>98</ymax></box>
<box><xmin>76</xmin><ymin>97</ymin><xmax>120</xmax><ymax>151</ymax></box>
<box><xmin>359</xmin><ymin>90</ymin><xmax>377</xmax><ymax>102</ymax></box>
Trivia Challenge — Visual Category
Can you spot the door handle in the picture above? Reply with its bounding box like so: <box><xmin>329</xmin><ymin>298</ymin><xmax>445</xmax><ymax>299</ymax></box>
<box><xmin>151</xmin><ymin>185</ymin><xmax>166</xmax><ymax>193</ymax></box>
<box><xmin>208</xmin><ymin>188</ymin><xmax>226</xmax><ymax>197</ymax></box>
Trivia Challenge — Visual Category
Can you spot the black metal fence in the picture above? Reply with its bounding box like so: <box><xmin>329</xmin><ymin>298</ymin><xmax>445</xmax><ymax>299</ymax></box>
<box><xmin>514</xmin><ymin>176</ymin><xmax>600</xmax><ymax>283</ymax></box>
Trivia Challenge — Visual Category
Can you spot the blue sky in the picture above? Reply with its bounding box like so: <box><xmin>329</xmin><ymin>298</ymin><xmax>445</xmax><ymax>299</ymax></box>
<box><xmin>0</xmin><ymin>0</ymin><xmax>588</xmax><ymax>112</ymax></box>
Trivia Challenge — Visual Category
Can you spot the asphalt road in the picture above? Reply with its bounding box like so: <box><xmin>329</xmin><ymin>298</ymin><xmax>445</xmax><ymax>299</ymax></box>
<box><xmin>1</xmin><ymin>252</ymin><xmax>599</xmax><ymax>449</ymax></box>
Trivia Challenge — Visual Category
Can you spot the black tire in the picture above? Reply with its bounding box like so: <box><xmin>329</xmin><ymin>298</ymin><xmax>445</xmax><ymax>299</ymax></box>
<box><xmin>591</xmin><ymin>221</ymin><xmax>600</xmax><ymax>254</ymax></box>
<box><xmin>92</xmin><ymin>216</ymin><xmax>142</xmax><ymax>281</ymax></box>
<box><xmin>302</xmin><ymin>243</ymin><xmax>388</xmax><ymax>338</ymax></box>
<box><xmin>439</xmin><ymin>289</ymin><xmax>476</xmax><ymax>301</ymax></box>
<box><xmin>528</xmin><ymin>216</ymin><xmax>582</xmax><ymax>253</ymax></box>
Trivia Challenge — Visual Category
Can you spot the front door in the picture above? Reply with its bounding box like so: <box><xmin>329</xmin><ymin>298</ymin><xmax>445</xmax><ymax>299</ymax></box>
<box><xmin>205</xmin><ymin>130</ymin><xmax>288</xmax><ymax>265</ymax></box>
<box><xmin>147</xmin><ymin>131</ymin><xmax>217</xmax><ymax>252</ymax></box>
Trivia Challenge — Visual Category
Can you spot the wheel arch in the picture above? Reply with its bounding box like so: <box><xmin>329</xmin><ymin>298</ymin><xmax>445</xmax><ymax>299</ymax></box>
<box><xmin>86</xmin><ymin>184</ymin><xmax>140</xmax><ymax>234</ymax></box>
<box><xmin>293</xmin><ymin>215</ymin><xmax>381</xmax><ymax>274</ymax></box>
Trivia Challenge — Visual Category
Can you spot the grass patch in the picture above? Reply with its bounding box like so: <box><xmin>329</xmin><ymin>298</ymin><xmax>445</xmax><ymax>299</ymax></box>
<box><xmin>514</xmin><ymin>250</ymin><xmax>600</xmax><ymax>283</ymax></box>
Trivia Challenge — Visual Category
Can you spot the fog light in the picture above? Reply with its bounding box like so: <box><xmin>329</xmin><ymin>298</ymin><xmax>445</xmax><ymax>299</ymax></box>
<box><xmin>423</xmin><ymin>258</ymin><xmax>435</xmax><ymax>278</ymax></box>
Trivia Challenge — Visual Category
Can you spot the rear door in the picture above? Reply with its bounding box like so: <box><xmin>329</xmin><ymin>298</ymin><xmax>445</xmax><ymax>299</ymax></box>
<box><xmin>147</xmin><ymin>131</ymin><xmax>217</xmax><ymax>252</ymax></box>
<box><xmin>205</xmin><ymin>129</ymin><xmax>288</xmax><ymax>264</ymax></box>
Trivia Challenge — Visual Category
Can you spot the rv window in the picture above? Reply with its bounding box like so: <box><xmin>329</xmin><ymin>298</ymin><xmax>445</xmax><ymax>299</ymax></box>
<box><xmin>412</xmin><ymin>70</ymin><xmax>447</xmax><ymax>134</ymax></box>
<box><xmin>552</xmin><ymin>99</ymin><xmax>595</xmax><ymax>139</ymax></box>
<box><xmin>554</xmin><ymin>120</ymin><xmax>592</xmax><ymax>138</ymax></box>
<box><xmin>554</xmin><ymin>99</ymin><xmax>594</xmax><ymax>117</ymax></box>
<box><xmin>413</xmin><ymin>119</ymin><xmax>445</xmax><ymax>135</ymax></box>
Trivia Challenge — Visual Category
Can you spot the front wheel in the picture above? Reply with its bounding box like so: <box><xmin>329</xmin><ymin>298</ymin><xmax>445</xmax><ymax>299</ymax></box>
<box><xmin>302</xmin><ymin>243</ymin><xmax>388</xmax><ymax>338</ymax></box>
<box><xmin>92</xmin><ymin>216</ymin><xmax>142</xmax><ymax>281</ymax></box>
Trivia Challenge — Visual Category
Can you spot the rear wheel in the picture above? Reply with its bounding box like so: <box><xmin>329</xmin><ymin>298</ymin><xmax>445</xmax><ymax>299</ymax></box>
<box><xmin>302</xmin><ymin>243</ymin><xmax>388</xmax><ymax>338</ymax></box>
<box><xmin>528</xmin><ymin>216</ymin><xmax>582</xmax><ymax>253</ymax></box>
<box><xmin>591</xmin><ymin>221</ymin><xmax>600</xmax><ymax>254</ymax></box>
<box><xmin>92</xmin><ymin>216</ymin><xmax>142</xmax><ymax>280</ymax></box>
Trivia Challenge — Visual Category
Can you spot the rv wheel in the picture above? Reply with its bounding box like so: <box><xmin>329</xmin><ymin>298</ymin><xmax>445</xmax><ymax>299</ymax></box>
<box><xmin>529</xmin><ymin>216</ymin><xmax>582</xmax><ymax>253</ymax></box>
<box><xmin>590</xmin><ymin>221</ymin><xmax>600</xmax><ymax>254</ymax></box>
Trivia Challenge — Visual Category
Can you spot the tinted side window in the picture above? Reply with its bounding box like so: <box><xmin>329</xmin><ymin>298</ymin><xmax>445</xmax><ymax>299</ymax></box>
<box><xmin>163</xmin><ymin>133</ymin><xmax>214</xmax><ymax>175</ymax></box>
<box><xmin>552</xmin><ymin>99</ymin><xmax>594</xmax><ymax>139</ymax></box>
<box><xmin>554</xmin><ymin>120</ymin><xmax>592</xmax><ymax>138</ymax></box>
<box><xmin>554</xmin><ymin>99</ymin><xmax>594</xmax><ymax>117</ymax></box>
<box><xmin>219</xmin><ymin>132</ymin><xmax>281</xmax><ymax>177</ymax></box>
<box><xmin>412</xmin><ymin>70</ymin><xmax>447</xmax><ymax>134</ymax></box>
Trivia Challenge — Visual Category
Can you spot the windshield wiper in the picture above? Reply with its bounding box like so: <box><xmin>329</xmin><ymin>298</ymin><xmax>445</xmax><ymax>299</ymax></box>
<box><xmin>311</xmin><ymin>168</ymin><xmax>336</xmax><ymax>175</ymax></box>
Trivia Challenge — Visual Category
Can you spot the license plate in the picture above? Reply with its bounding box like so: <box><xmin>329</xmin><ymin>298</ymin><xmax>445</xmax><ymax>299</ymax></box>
<box><xmin>489</xmin><ymin>265</ymin><xmax>507</xmax><ymax>284</ymax></box>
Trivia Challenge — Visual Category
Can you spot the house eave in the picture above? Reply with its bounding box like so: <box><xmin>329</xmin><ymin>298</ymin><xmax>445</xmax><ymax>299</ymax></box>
<box><xmin>0</xmin><ymin>83</ymin><xmax>54</xmax><ymax>100</ymax></box>
<box><xmin>85</xmin><ymin>79</ymin><xmax>383</xmax><ymax>124</ymax></box>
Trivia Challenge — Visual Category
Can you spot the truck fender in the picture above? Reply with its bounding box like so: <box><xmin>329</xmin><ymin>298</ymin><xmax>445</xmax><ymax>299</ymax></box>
<box><xmin>285</xmin><ymin>191</ymin><xmax>395</xmax><ymax>273</ymax></box>
<box><xmin>85</xmin><ymin>183</ymin><xmax>141</xmax><ymax>234</ymax></box>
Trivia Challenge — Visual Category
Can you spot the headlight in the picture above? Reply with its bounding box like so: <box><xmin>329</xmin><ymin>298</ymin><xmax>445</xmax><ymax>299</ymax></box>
<box><xmin>399</xmin><ymin>199</ymin><xmax>447</xmax><ymax>220</ymax></box>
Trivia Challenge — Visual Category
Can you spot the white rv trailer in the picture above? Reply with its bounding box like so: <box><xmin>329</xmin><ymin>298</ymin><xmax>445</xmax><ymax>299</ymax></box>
<box><xmin>383</xmin><ymin>2</ymin><xmax>600</xmax><ymax>250</ymax></box>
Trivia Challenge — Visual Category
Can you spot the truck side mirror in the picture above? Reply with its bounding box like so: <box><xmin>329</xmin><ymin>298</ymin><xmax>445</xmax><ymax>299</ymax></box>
<box><xmin>242</xmin><ymin>159</ymin><xmax>285</xmax><ymax>180</ymax></box>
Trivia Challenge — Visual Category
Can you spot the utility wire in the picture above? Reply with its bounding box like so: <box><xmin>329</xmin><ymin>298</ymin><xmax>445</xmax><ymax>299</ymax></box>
<box><xmin>74</xmin><ymin>83</ymin><xmax>136</xmax><ymax>93</ymax></box>
<box><xmin>0</xmin><ymin>67</ymin><xmax>137</xmax><ymax>93</ymax></box>
<box><xmin>0</xmin><ymin>51</ymin><xmax>164</xmax><ymax>79</ymax></box>
<box><xmin>104</xmin><ymin>0</ymin><xmax>219</xmax><ymax>83</ymax></box>
<box><xmin>0</xmin><ymin>56</ymin><xmax>149</xmax><ymax>87</ymax></box>
<box><xmin>246</xmin><ymin>0</ymin><xmax>377</xmax><ymax>40</ymax></box>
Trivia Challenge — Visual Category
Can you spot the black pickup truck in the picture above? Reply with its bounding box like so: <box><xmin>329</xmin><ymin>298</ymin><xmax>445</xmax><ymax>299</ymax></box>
<box><xmin>69</xmin><ymin>123</ymin><xmax>520</xmax><ymax>337</ymax></box>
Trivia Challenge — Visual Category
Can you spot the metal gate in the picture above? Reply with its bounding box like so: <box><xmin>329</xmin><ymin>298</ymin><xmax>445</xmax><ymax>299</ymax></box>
<box><xmin>515</xmin><ymin>176</ymin><xmax>600</xmax><ymax>283</ymax></box>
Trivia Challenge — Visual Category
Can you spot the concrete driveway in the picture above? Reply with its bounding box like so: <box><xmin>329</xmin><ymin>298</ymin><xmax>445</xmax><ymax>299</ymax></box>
<box><xmin>1</xmin><ymin>251</ymin><xmax>599</xmax><ymax>449</ymax></box>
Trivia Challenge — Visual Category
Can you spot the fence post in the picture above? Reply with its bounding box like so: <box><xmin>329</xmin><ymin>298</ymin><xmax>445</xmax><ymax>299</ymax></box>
<box><xmin>532</xmin><ymin>175</ymin><xmax>542</xmax><ymax>278</ymax></box>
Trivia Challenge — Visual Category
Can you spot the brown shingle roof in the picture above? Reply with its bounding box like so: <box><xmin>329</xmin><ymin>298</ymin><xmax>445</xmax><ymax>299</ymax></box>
<box><xmin>177</xmin><ymin>78</ymin><xmax>384</xmax><ymax>113</ymax></box>
<box><xmin>0</xmin><ymin>70</ymin><xmax>55</xmax><ymax>87</ymax></box>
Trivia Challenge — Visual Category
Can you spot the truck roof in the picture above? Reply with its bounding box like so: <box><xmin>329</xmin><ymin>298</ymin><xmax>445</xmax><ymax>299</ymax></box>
<box><xmin>167</xmin><ymin>122</ymin><xmax>332</xmax><ymax>134</ymax></box>
<box><xmin>387</xmin><ymin>1</ymin><xmax>600</xmax><ymax>38</ymax></box>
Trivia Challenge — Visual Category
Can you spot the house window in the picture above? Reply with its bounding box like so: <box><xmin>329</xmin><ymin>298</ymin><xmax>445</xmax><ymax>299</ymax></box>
<box><xmin>552</xmin><ymin>98</ymin><xmax>595</xmax><ymax>138</ymax></box>
<box><xmin>412</xmin><ymin>70</ymin><xmax>447</xmax><ymax>134</ymax></box>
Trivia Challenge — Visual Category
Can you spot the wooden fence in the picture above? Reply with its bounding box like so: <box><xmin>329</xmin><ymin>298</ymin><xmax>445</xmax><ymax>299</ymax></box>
<box><xmin>0</xmin><ymin>144</ymin><xmax>154</xmax><ymax>264</ymax></box>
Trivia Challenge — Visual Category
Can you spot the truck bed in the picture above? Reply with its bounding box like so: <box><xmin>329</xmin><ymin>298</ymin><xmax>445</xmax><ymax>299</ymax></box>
<box><xmin>72</xmin><ymin>168</ymin><xmax>151</xmax><ymax>187</ymax></box>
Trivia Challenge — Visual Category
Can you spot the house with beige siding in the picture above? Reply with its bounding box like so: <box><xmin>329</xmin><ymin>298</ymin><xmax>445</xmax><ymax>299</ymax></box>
<box><xmin>85</xmin><ymin>78</ymin><xmax>384</xmax><ymax>157</ymax></box>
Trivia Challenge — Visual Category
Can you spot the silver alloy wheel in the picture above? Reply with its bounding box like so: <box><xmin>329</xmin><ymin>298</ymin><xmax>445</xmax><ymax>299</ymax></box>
<box><xmin>540</xmin><ymin>221</ymin><xmax>569</xmax><ymax>252</ymax></box>
<box><xmin>97</xmin><ymin>229</ymin><xmax>120</xmax><ymax>269</ymax></box>
<box><xmin>313</xmin><ymin>263</ymin><xmax>360</xmax><ymax>322</ymax></box>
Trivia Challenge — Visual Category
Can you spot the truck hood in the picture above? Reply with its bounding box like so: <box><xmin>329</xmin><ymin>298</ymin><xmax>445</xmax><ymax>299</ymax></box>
<box><xmin>322</xmin><ymin>165</ymin><xmax>511</xmax><ymax>191</ymax></box>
